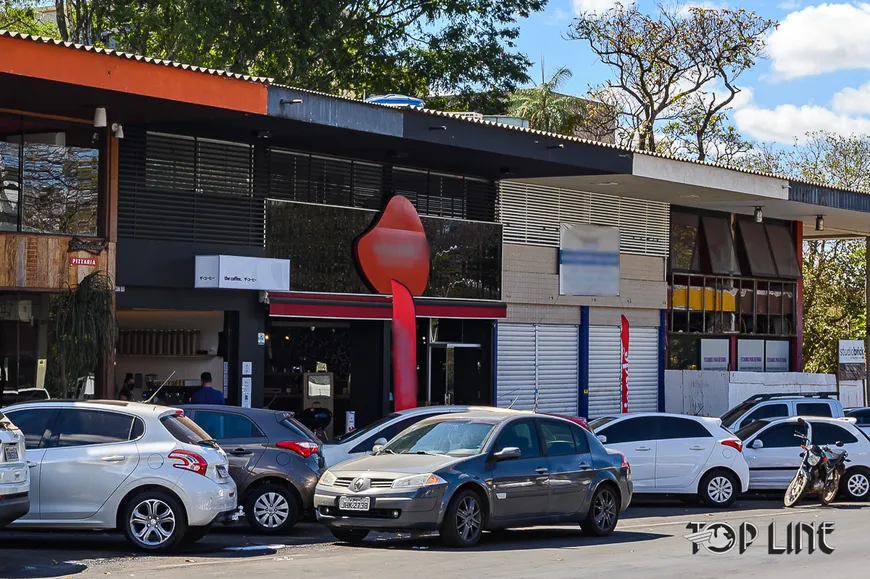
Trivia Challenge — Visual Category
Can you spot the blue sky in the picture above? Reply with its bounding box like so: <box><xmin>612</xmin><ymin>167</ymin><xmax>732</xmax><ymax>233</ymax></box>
<box><xmin>511</xmin><ymin>1</ymin><xmax>870</xmax><ymax>144</ymax></box>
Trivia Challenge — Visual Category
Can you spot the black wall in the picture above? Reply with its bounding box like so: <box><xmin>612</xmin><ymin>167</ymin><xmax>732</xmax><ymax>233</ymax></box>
<box><xmin>349</xmin><ymin>321</ymin><xmax>390</xmax><ymax>428</ymax></box>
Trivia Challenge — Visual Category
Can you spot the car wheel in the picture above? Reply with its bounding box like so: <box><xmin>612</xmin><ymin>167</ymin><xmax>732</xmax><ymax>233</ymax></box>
<box><xmin>440</xmin><ymin>489</ymin><xmax>484</xmax><ymax>548</ymax></box>
<box><xmin>245</xmin><ymin>483</ymin><xmax>299</xmax><ymax>535</ymax></box>
<box><xmin>581</xmin><ymin>484</ymin><xmax>619</xmax><ymax>537</ymax></box>
<box><xmin>182</xmin><ymin>524</ymin><xmax>213</xmax><ymax>546</ymax></box>
<box><xmin>841</xmin><ymin>467</ymin><xmax>870</xmax><ymax>501</ymax></box>
<box><xmin>331</xmin><ymin>529</ymin><xmax>370</xmax><ymax>544</ymax></box>
<box><xmin>699</xmin><ymin>470</ymin><xmax>738</xmax><ymax>508</ymax></box>
<box><xmin>122</xmin><ymin>490</ymin><xmax>188</xmax><ymax>552</ymax></box>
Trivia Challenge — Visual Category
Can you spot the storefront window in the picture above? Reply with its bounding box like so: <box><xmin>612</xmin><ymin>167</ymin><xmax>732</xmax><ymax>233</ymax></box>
<box><xmin>670</xmin><ymin>211</ymin><xmax>700</xmax><ymax>272</ymax></box>
<box><xmin>736</xmin><ymin>220</ymin><xmax>777</xmax><ymax>278</ymax></box>
<box><xmin>701</xmin><ymin>215</ymin><xmax>741</xmax><ymax>276</ymax></box>
<box><xmin>0</xmin><ymin>114</ymin><xmax>99</xmax><ymax>236</ymax></box>
<box><xmin>0</xmin><ymin>293</ymin><xmax>49</xmax><ymax>402</ymax></box>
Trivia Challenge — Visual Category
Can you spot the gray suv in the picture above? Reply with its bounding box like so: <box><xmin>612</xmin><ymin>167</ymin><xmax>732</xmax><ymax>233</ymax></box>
<box><xmin>180</xmin><ymin>405</ymin><xmax>325</xmax><ymax>534</ymax></box>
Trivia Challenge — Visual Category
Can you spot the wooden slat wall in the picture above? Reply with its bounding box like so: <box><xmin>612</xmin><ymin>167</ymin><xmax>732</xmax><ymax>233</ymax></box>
<box><xmin>0</xmin><ymin>234</ymin><xmax>115</xmax><ymax>290</ymax></box>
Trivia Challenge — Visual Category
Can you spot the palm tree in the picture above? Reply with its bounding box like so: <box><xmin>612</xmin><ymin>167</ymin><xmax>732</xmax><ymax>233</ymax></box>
<box><xmin>507</xmin><ymin>63</ymin><xmax>583</xmax><ymax>135</ymax></box>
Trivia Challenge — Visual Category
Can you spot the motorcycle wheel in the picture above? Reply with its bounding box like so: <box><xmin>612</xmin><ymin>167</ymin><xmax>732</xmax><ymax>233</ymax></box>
<box><xmin>820</xmin><ymin>471</ymin><xmax>841</xmax><ymax>506</ymax></box>
<box><xmin>784</xmin><ymin>471</ymin><xmax>809</xmax><ymax>508</ymax></box>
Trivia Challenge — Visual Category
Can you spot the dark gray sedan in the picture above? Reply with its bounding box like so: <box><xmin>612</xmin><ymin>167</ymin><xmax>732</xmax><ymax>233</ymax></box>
<box><xmin>180</xmin><ymin>405</ymin><xmax>325</xmax><ymax>534</ymax></box>
<box><xmin>315</xmin><ymin>411</ymin><xmax>632</xmax><ymax>547</ymax></box>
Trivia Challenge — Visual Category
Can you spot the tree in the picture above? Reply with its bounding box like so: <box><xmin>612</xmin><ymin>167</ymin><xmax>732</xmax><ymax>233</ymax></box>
<box><xmin>33</xmin><ymin>0</ymin><xmax>546</xmax><ymax>99</ymax></box>
<box><xmin>0</xmin><ymin>1</ymin><xmax>59</xmax><ymax>36</ymax></box>
<box><xmin>568</xmin><ymin>2</ymin><xmax>775</xmax><ymax>161</ymax></box>
<box><xmin>505</xmin><ymin>64</ymin><xmax>584</xmax><ymax>134</ymax></box>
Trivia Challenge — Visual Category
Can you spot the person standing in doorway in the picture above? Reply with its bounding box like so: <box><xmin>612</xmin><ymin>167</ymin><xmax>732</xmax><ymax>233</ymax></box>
<box><xmin>191</xmin><ymin>371</ymin><xmax>225</xmax><ymax>405</ymax></box>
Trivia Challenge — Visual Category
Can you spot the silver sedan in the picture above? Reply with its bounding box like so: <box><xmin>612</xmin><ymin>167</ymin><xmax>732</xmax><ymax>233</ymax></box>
<box><xmin>315</xmin><ymin>411</ymin><xmax>632</xmax><ymax>547</ymax></box>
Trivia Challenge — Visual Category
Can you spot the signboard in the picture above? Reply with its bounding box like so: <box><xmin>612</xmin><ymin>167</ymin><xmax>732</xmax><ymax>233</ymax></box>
<box><xmin>838</xmin><ymin>339</ymin><xmax>866</xmax><ymax>381</ymax></box>
<box><xmin>737</xmin><ymin>340</ymin><xmax>765</xmax><ymax>372</ymax></box>
<box><xmin>559</xmin><ymin>223</ymin><xmax>620</xmax><ymax>297</ymax></box>
<box><xmin>241</xmin><ymin>377</ymin><xmax>252</xmax><ymax>408</ymax></box>
<box><xmin>242</xmin><ymin>361</ymin><xmax>252</xmax><ymax>376</ymax></box>
<box><xmin>700</xmin><ymin>339</ymin><xmax>729</xmax><ymax>371</ymax></box>
<box><xmin>70</xmin><ymin>256</ymin><xmax>97</xmax><ymax>266</ymax></box>
<box><xmin>195</xmin><ymin>255</ymin><xmax>290</xmax><ymax>291</ymax></box>
<box><xmin>765</xmin><ymin>340</ymin><xmax>790</xmax><ymax>372</ymax></box>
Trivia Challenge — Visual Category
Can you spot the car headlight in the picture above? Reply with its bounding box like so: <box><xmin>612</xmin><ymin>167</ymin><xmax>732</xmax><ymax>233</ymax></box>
<box><xmin>391</xmin><ymin>473</ymin><xmax>446</xmax><ymax>490</ymax></box>
<box><xmin>807</xmin><ymin>453</ymin><xmax>821</xmax><ymax>467</ymax></box>
<box><xmin>320</xmin><ymin>470</ymin><xmax>337</xmax><ymax>486</ymax></box>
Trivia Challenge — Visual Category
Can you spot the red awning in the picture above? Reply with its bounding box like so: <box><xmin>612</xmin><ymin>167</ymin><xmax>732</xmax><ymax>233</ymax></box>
<box><xmin>268</xmin><ymin>292</ymin><xmax>506</xmax><ymax>320</ymax></box>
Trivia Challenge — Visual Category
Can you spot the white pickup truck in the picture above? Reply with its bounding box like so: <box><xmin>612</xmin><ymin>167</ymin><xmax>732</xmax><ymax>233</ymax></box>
<box><xmin>720</xmin><ymin>392</ymin><xmax>845</xmax><ymax>432</ymax></box>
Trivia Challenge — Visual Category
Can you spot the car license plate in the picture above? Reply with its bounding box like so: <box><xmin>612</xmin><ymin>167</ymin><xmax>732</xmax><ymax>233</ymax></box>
<box><xmin>3</xmin><ymin>445</ymin><xmax>19</xmax><ymax>462</ymax></box>
<box><xmin>339</xmin><ymin>496</ymin><xmax>370</xmax><ymax>512</ymax></box>
<box><xmin>217</xmin><ymin>465</ymin><xmax>229</xmax><ymax>478</ymax></box>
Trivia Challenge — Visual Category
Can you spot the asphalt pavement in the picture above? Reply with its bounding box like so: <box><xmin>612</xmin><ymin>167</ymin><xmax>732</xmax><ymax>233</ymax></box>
<box><xmin>1</xmin><ymin>496</ymin><xmax>866</xmax><ymax>578</ymax></box>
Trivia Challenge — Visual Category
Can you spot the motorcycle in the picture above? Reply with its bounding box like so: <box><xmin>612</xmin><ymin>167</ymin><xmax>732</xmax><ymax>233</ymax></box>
<box><xmin>784</xmin><ymin>418</ymin><xmax>849</xmax><ymax>507</ymax></box>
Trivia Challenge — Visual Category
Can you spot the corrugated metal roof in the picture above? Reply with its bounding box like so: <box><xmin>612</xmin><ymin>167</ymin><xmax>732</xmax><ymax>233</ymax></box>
<box><xmin>0</xmin><ymin>29</ymin><xmax>273</xmax><ymax>83</ymax></box>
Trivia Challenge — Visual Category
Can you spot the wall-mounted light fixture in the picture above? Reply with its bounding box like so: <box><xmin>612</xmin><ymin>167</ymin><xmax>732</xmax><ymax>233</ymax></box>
<box><xmin>254</xmin><ymin>130</ymin><xmax>272</xmax><ymax>139</ymax></box>
<box><xmin>429</xmin><ymin>125</ymin><xmax>447</xmax><ymax>131</ymax></box>
<box><xmin>754</xmin><ymin>206</ymin><xmax>763</xmax><ymax>223</ymax></box>
<box><xmin>816</xmin><ymin>215</ymin><xmax>825</xmax><ymax>232</ymax></box>
<box><xmin>547</xmin><ymin>143</ymin><xmax>565</xmax><ymax>150</ymax></box>
<box><xmin>279</xmin><ymin>98</ymin><xmax>304</xmax><ymax>106</ymax></box>
<box><xmin>94</xmin><ymin>107</ymin><xmax>107</xmax><ymax>128</ymax></box>
<box><xmin>111</xmin><ymin>123</ymin><xmax>124</xmax><ymax>139</ymax></box>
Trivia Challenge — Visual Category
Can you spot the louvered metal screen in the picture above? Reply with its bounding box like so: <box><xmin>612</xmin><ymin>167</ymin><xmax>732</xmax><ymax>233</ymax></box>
<box><xmin>118</xmin><ymin>130</ymin><xmax>264</xmax><ymax>246</ymax></box>
<box><xmin>498</xmin><ymin>181</ymin><xmax>669</xmax><ymax>256</ymax></box>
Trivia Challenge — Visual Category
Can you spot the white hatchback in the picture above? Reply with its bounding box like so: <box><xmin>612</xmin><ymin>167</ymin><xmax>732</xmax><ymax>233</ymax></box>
<box><xmin>591</xmin><ymin>413</ymin><xmax>750</xmax><ymax>507</ymax></box>
<box><xmin>3</xmin><ymin>401</ymin><xmax>237</xmax><ymax>551</ymax></box>
<box><xmin>737</xmin><ymin>416</ymin><xmax>870</xmax><ymax>501</ymax></box>
<box><xmin>0</xmin><ymin>411</ymin><xmax>29</xmax><ymax>526</ymax></box>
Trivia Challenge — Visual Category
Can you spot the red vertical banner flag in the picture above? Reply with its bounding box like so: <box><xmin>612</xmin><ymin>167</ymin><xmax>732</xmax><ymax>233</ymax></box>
<box><xmin>391</xmin><ymin>280</ymin><xmax>418</xmax><ymax>411</ymax></box>
<box><xmin>620</xmin><ymin>315</ymin><xmax>630</xmax><ymax>414</ymax></box>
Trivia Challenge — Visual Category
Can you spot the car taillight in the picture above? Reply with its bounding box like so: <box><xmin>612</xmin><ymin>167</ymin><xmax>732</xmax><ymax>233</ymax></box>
<box><xmin>168</xmin><ymin>450</ymin><xmax>208</xmax><ymax>476</ymax></box>
<box><xmin>619</xmin><ymin>452</ymin><xmax>629</xmax><ymax>470</ymax></box>
<box><xmin>721</xmin><ymin>439</ymin><xmax>743</xmax><ymax>452</ymax></box>
<box><xmin>277</xmin><ymin>441</ymin><xmax>319</xmax><ymax>458</ymax></box>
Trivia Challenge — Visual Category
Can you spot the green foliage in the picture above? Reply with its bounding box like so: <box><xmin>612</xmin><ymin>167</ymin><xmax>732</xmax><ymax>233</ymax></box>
<box><xmin>505</xmin><ymin>64</ymin><xmax>587</xmax><ymax>135</ymax></box>
<box><xmin>569</xmin><ymin>3</ymin><xmax>775</xmax><ymax>159</ymax></box>
<box><xmin>48</xmin><ymin>271</ymin><xmax>116</xmax><ymax>398</ymax></box>
<box><xmin>0</xmin><ymin>1</ymin><xmax>59</xmax><ymax>36</ymax></box>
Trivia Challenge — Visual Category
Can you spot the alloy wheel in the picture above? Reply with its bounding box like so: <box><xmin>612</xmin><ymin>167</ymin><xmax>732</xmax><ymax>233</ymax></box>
<box><xmin>130</xmin><ymin>498</ymin><xmax>177</xmax><ymax>547</ymax></box>
<box><xmin>253</xmin><ymin>492</ymin><xmax>291</xmax><ymax>529</ymax></box>
<box><xmin>848</xmin><ymin>473</ymin><xmax>870</xmax><ymax>498</ymax></box>
<box><xmin>455</xmin><ymin>495</ymin><xmax>482</xmax><ymax>542</ymax></box>
<box><xmin>593</xmin><ymin>489</ymin><xmax>617</xmax><ymax>531</ymax></box>
<box><xmin>707</xmin><ymin>476</ymin><xmax>734</xmax><ymax>504</ymax></box>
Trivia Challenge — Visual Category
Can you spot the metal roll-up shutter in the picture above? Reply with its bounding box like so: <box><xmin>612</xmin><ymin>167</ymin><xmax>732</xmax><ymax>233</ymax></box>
<box><xmin>496</xmin><ymin>324</ymin><xmax>536</xmax><ymax>410</ymax></box>
<box><xmin>628</xmin><ymin>328</ymin><xmax>660</xmax><ymax>413</ymax></box>
<box><xmin>588</xmin><ymin>326</ymin><xmax>621</xmax><ymax>418</ymax></box>
<box><xmin>536</xmin><ymin>325</ymin><xmax>580</xmax><ymax>415</ymax></box>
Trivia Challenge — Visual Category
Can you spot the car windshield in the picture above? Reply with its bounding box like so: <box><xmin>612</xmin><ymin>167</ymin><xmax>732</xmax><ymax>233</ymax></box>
<box><xmin>721</xmin><ymin>401</ymin><xmax>758</xmax><ymax>428</ymax></box>
<box><xmin>330</xmin><ymin>412</ymin><xmax>401</xmax><ymax>444</ymax></box>
<box><xmin>589</xmin><ymin>417</ymin><xmax>616</xmax><ymax>431</ymax></box>
<box><xmin>735</xmin><ymin>419</ymin><xmax>770</xmax><ymax>441</ymax></box>
<box><xmin>384</xmin><ymin>419</ymin><xmax>495</xmax><ymax>457</ymax></box>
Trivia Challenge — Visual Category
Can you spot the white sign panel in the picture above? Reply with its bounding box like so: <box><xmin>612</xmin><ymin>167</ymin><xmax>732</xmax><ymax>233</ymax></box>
<box><xmin>559</xmin><ymin>223</ymin><xmax>620</xmax><ymax>297</ymax></box>
<box><xmin>241</xmin><ymin>377</ymin><xmax>252</xmax><ymax>408</ymax></box>
<box><xmin>242</xmin><ymin>361</ymin><xmax>253</xmax><ymax>376</ymax></box>
<box><xmin>737</xmin><ymin>340</ymin><xmax>764</xmax><ymax>372</ymax></box>
<box><xmin>195</xmin><ymin>255</ymin><xmax>290</xmax><ymax>291</ymax></box>
<box><xmin>765</xmin><ymin>340</ymin><xmax>790</xmax><ymax>372</ymax></box>
<box><xmin>701</xmin><ymin>339</ymin><xmax>729</xmax><ymax>371</ymax></box>
<box><xmin>839</xmin><ymin>340</ymin><xmax>866</xmax><ymax>364</ymax></box>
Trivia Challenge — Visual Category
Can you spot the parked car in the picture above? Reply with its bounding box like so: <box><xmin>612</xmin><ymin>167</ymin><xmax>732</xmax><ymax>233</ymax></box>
<box><xmin>1</xmin><ymin>388</ymin><xmax>50</xmax><ymax>407</ymax></box>
<box><xmin>547</xmin><ymin>414</ymin><xmax>591</xmax><ymax>432</ymax></box>
<box><xmin>845</xmin><ymin>408</ymin><xmax>870</xmax><ymax>434</ymax></box>
<box><xmin>179</xmin><ymin>404</ymin><xmax>325</xmax><ymax>534</ymax></box>
<box><xmin>720</xmin><ymin>392</ymin><xmax>844</xmax><ymax>432</ymax></box>
<box><xmin>737</xmin><ymin>416</ymin><xmax>870</xmax><ymax>501</ymax></box>
<box><xmin>1</xmin><ymin>400</ymin><xmax>237</xmax><ymax>551</ymax></box>
<box><xmin>591</xmin><ymin>412</ymin><xmax>749</xmax><ymax>507</ymax></box>
<box><xmin>0</xmin><ymin>410</ymin><xmax>29</xmax><ymax>527</ymax></box>
<box><xmin>315</xmin><ymin>411</ymin><xmax>632</xmax><ymax>547</ymax></box>
<box><xmin>322</xmin><ymin>406</ymin><xmax>520</xmax><ymax>467</ymax></box>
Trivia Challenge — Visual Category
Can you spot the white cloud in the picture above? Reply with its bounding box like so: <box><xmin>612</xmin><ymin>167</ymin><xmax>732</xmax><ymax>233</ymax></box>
<box><xmin>769</xmin><ymin>3</ymin><xmax>870</xmax><ymax>79</ymax></box>
<box><xmin>777</xmin><ymin>0</ymin><xmax>801</xmax><ymax>10</ymax></box>
<box><xmin>831</xmin><ymin>82</ymin><xmax>870</xmax><ymax>115</ymax></box>
<box><xmin>734</xmin><ymin>104</ymin><xmax>870</xmax><ymax>144</ymax></box>
<box><xmin>572</xmin><ymin>0</ymin><xmax>622</xmax><ymax>14</ymax></box>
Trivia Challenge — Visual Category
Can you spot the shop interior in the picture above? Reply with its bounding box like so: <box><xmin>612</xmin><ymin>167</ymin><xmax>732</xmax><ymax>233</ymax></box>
<box><xmin>115</xmin><ymin>309</ymin><xmax>225</xmax><ymax>402</ymax></box>
<box><xmin>263</xmin><ymin>317</ymin><xmax>494</xmax><ymax>435</ymax></box>
<box><xmin>0</xmin><ymin>292</ymin><xmax>49</xmax><ymax>398</ymax></box>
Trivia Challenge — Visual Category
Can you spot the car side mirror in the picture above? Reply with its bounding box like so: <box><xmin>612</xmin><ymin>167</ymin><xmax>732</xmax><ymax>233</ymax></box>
<box><xmin>596</xmin><ymin>434</ymin><xmax>607</xmax><ymax>445</ymax></box>
<box><xmin>371</xmin><ymin>437</ymin><xmax>388</xmax><ymax>454</ymax></box>
<box><xmin>751</xmin><ymin>439</ymin><xmax>764</xmax><ymax>450</ymax></box>
<box><xmin>493</xmin><ymin>447</ymin><xmax>521</xmax><ymax>461</ymax></box>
